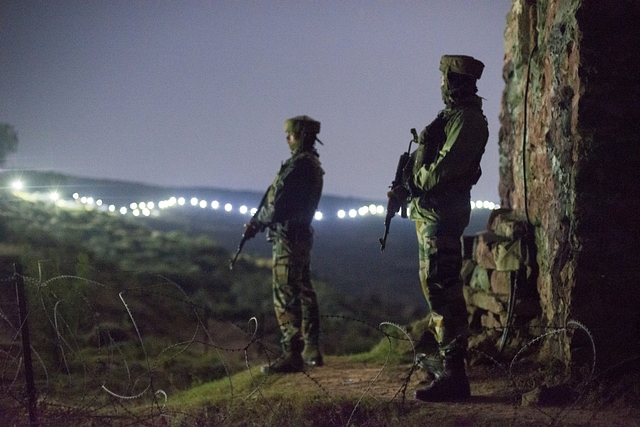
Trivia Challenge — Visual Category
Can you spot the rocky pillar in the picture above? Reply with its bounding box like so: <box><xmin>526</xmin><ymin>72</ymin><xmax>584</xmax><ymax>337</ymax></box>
<box><xmin>499</xmin><ymin>0</ymin><xmax>640</xmax><ymax>369</ymax></box>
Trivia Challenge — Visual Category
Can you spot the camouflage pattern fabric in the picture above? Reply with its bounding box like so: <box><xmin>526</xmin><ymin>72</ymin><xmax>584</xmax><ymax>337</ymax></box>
<box><xmin>407</xmin><ymin>92</ymin><xmax>488</xmax><ymax>350</ymax></box>
<box><xmin>415</xmin><ymin>220</ymin><xmax>470</xmax><ymax>346</ymax></box>
<box><xmin>271</xmin><ymin>235</ymin><xmax>320</xmax><ymax>354</ymax></box>
<box><xmin>252</xmin><ymin>142</ymin><xmax>324</xmax><ymax>356</ymax></box>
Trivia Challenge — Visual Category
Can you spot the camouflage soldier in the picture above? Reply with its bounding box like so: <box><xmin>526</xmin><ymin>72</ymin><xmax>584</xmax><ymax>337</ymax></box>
<box><xmin>243</xmin><ymin>115</ymin><xmax>325</xmax><ymax>374</ymax></box>
<box><xmin>390</xmin><ymin>55</ymin><xmax>488</xmax><ymax>401</ymax></box>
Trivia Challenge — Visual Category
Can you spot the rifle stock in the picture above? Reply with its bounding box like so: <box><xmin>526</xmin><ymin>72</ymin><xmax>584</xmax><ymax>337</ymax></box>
<box><xmin>379</xmin><ymin>128</ymin><xmax>418</xmax><ymax>252</ymax></box>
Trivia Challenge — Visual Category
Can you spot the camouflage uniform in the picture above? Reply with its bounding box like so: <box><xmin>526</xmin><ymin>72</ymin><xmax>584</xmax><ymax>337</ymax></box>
<box><xmin>409</xmin><ymin>93</ymin><xmax>488</xmax><ymax>348</ymax></box>
<box><xmin>404</xmin><ymin>55</ymin><xmax>488</xmax><ymax>401</ymax></box>
<box><xmin>250</xmin><ymin>116</ymin><xmax>324</xmax><ymax>371</ymax></box>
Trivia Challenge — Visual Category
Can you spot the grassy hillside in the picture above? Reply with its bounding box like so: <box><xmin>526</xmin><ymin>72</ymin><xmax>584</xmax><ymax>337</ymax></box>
<box><xmin>0</xmin><ymin>178</ymin><xmax>418</xmax><ymax>403</ymax></box>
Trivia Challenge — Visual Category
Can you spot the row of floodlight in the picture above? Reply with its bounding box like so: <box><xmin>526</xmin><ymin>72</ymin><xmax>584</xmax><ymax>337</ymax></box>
<box><xmin>71</xmin><ymin>193</ymin><xmax>499</xmax><ymax>220</ymax></box>
<box><xmin>9</xmin><ymin>179</ymin><xmax>499</xmax><ymax>221</ymax></box>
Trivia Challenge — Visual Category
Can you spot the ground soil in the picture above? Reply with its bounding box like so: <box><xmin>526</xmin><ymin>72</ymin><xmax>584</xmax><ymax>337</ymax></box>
<box><xmin>250</xmin><ymin>358</ymin><xmax>640</xmax><ymax>427</ymax></box>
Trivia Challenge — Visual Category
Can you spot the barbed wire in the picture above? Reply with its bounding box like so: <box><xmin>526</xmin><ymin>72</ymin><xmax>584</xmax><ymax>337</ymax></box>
<box><xmin>0</xmin><ymin>266</ymin><xmax>636</xmax><ymax>426</ymax></box>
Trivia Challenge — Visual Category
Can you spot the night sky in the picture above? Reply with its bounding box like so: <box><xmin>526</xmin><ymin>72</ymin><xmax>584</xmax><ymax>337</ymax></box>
<box><xmin>0</xmin><ymin>1</ymin><xmax>511</xmax><ymax>202</ymax></box>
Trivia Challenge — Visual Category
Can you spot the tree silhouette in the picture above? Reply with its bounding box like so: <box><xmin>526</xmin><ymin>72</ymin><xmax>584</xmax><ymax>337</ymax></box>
<box><xmin>0</xmin><ymin>123</ymin><xmax>18</xmax><ymax>167</ymax></box>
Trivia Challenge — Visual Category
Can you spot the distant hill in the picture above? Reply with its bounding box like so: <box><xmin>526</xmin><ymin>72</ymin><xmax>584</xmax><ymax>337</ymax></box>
<box><xmin>4</xmin><ymin>171</ymin><xmax>492</xmax><ymax>307</ymax></box>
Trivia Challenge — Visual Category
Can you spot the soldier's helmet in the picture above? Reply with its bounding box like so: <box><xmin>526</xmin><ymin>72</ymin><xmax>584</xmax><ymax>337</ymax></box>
<box><xmin>439</xmin><ymin>55</ymin><xmax>484</xmax><ymax>80</ymax></box>
<box><xmin>284</xmin><ymin>115</ymin><xmax>321</xmax><ymax>135</ymax></box>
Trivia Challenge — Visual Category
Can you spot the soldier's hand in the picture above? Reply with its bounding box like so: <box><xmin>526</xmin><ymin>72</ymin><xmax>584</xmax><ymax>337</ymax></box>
<box><xmin>243</xmin><ymin>222</ymin><xmax>260</xmax><ymax>239</ymax></box>
<box><xmin>388</xmin><ymin>185</ymin><xmax>409</xmax><ymax>200</ymax></box>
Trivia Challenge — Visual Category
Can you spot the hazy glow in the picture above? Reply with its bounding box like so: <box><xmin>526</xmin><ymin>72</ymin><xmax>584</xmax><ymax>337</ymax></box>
<box><xmin>11</xmin><ymin>181</ymin><xmax>23</xmax><ymax>190</ymax></box>
<box><xmin>23</xmin><ymin>187</ymin><xmax>500</xmax><ymax>226</ymax></box>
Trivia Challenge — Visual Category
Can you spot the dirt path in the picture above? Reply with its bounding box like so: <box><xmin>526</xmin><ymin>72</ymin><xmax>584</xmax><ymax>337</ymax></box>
<box><xmin>254</xmin><ymin>358</ymin><xmax>640</xmax><ymax>426</ymax></box>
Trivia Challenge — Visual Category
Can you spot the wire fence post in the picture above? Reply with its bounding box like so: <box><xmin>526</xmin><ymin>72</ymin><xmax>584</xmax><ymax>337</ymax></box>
<box><xmin>14</xmin><ymin>262</ymin><xmax>39</xmax><ymax>426</ymax></box>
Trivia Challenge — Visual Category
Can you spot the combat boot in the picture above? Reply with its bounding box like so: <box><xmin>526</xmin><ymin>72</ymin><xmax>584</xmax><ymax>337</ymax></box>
<box><xmin>260</xmin><ymin>353</ymin><xmax>304</xmax><ymax>374</ymax></box>
<box><xmin>261</xmin><ymin>340</ymin><xmax>304</xmax><ymax>374</ymax></box>
<box><xmin>414</xmin><ymin>342</ymin><xmax>470</xmax><ymax>402</ymax></box>
<box><xmin>415</xmin><ymin>352</ymin><xmax>445</xmax><ymax>379</ymax></box>
<box><xmin>302</xmin><ymin>342</ymin><xmax>323</xmax><ymax>367</ymax></box>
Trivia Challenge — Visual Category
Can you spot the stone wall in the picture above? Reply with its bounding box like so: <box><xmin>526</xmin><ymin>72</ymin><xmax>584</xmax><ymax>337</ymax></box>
<box><xmin>497</xmin><ymin>0</ymin><xmax>640</xmax><ymax>369</ymax></box>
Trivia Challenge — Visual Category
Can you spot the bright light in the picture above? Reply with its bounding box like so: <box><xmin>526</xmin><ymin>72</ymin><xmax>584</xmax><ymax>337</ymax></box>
<box><xmin>147</xmin><ymin>201</ymin><xmax>154</xmax><ymax>209</ymax></box>
<box><xmin>369</xmin><ymin>204</ymin><xmax>377</xmax><ymax>215</ymax></box>
<box><xmin>239</xmin><ymin>205</ymin><xmax>248</xmax><ymax>214</ymax></box>
<box><xmin>348</xmin><ymin>209</ymin><xmax>357</xmax><ymax>218</ymax></box>
<box><xmin>49</xmin><ymin>192</ymin><xmax>59</xmax><ymax>201</ymax></box>
<box><xmin>314</xmin><ymin>211</ymin><xmax>323</xmax><ymax>220</ymax></box>
<box><xmin>133</xmin><ymin>209</ymin><xmax>140</xmax><ymax>216</ymax></box>
<box><xmin>199</xmin><ymin>200</ymin><xmax>207</xmax><ymax>208</ymax></box>
<box><xmin>190</xmin><ymin>197</ymin><xmax>198</xmax><ymax>206</ymax></box>
<box><xmin>73</xmin><ymin>193</ymin><xmax>79</xmax><ymax>199</ymax></box>
<box><xmin>250</xmin><ymin>207</ymin><xmax>258</xmax><ymax>215</ymax></box>
<box><xmin>142</xmin><ymin>208</ymin><xmax>151</xmax><ymax>216</ymax></box>
<box><xmin>224</xmin><ymin>203</ymin><xmax>232</xmax><ymax>212</ymax></box>
<box><xmin>376</xmin><ymin>205</ymin><xmax>384</xmax><ymax>214</ymax></box>
<box><xmin>139</xmin><ymin>202</ymin><xmax>146</xmax><ymax>209</ymax></box>
<box><xmin>358</xmin><ymin>206</ymin><xmax>369</xmax><ymax>216</ymax></box>
<box><xmin>178</xmin><ymin>197</ymin><xmax>185</xmax><ymax>205</ymax></box>
<box><xmin>96</xmin><ymin>199</ymin><xmax>102</xmax><ymax>206</ymax></box>
<box><xmin>211</xmin><ymin>200</ymin><xmax>219</xmax><ymax>209</ymax></box>
<box><xmin>130</xmin><ymin>202</ymin><xmax>138</xmax><ymax>209</ymax></box>
<box><xmin>86</xmin><ymin>197</ymin><xmax>94</xmax><ymax>205</ymax></box>
<box><xmin>109</xmin><ymin>205</ymin><xmax>116</xmax><ymax>212</ymax></box>
<box><xmin>120</xmin><ymin>207</ymin><xmax>127</xmax><ymax>215</ymax></box>
<box><xmin>337</xmin><ymin>210</ymin><xmax>346</xmax><ymax>218</ymax></box>
<box><xmin>11</xmin><ymin>181</ymin><xmax>23</xmax><ymax>190</ymax></box>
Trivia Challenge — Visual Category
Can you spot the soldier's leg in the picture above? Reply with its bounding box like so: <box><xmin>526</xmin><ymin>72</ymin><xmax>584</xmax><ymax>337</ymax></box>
<box><xmin>297</xmin><ymin>238</ymin><xmax>322</xmax><ymax>366</ymax></box>
<box><xmin>415</xmin><ymin>221</ymin><xmax>470</xmax><ymax>401</ymax></box>
<box><xmin>262</xmin><ymin>237</ymin><xmax>304</xmax><ymax>374</ymax></box>
<box><xmin>415</xmin><ymin>221</ymin><xmax>444</xmax><ymax>345</ymax></box>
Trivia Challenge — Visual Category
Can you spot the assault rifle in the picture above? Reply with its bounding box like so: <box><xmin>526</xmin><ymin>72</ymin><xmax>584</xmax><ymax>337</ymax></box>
<box><xmin>229</xmin><ymin>188</ymin><xmax>269</xmax><ymax>270</ymax></box>
<box><xmin>379</xmin><ymin>128</ymin><xmax>419</xmax><ymax>252</ymax></box>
